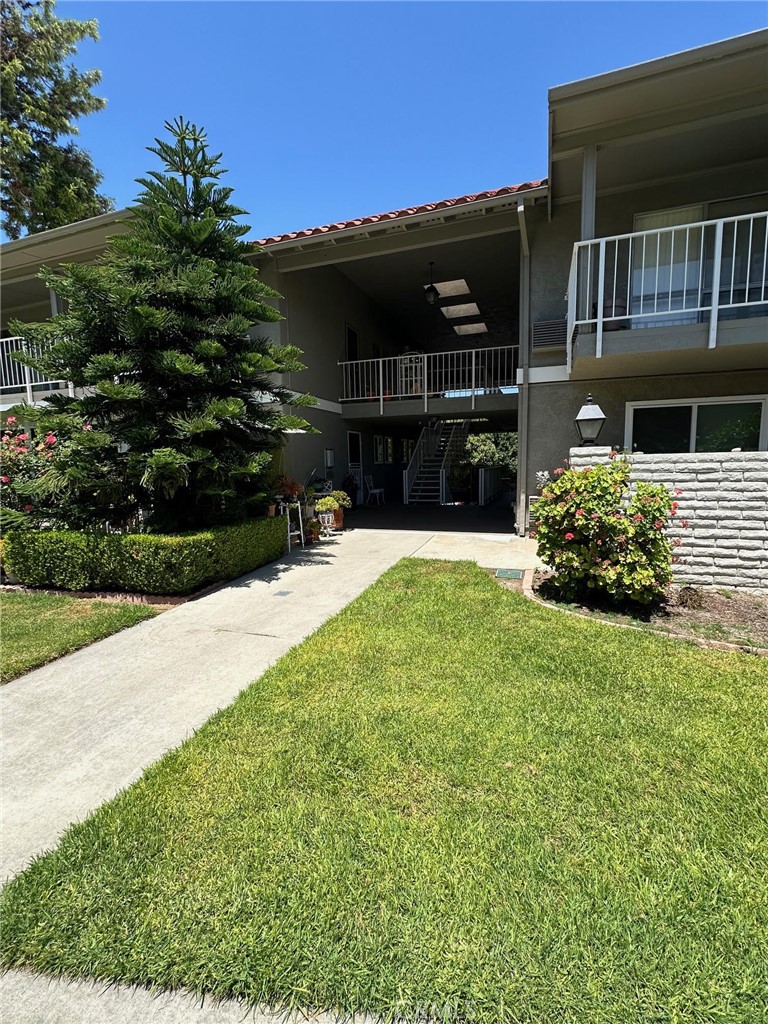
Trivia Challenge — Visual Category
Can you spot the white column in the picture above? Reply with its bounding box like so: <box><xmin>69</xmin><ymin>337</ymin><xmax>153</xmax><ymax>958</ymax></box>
<box><xmin>580</xmin><ymin>145</ymin><xmax>597</xmax><ymax>241</ymax></box>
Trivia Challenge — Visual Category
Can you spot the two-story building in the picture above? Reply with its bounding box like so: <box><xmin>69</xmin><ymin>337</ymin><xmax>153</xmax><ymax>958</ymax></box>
<box><xmin>2</xmin><ymin>30</ymin><xmax>766</xmax><ymax>534</ymax></box>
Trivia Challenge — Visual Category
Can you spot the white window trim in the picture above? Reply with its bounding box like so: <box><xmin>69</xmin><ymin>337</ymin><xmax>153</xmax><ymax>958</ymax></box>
<box><xmin>624</xmin><ymin>394</ymin><xmax>768</xmax><ymax>453</ymax></box>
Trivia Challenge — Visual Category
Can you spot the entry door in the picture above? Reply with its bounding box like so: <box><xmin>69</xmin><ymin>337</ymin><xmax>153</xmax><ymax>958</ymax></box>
<box><xmin>347</xmin><ymin>430</ymin><xmax>363</xmax><ymax>505</ymax></box>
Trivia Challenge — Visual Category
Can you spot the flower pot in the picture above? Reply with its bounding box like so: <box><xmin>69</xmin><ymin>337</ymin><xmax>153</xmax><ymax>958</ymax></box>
<box><xmin>333</xmin><ymin>508</ymin><xmax>344</xmax><ymax>529</ymax></box>
<box><xmin>267</xmin><ymin>504</ymin><xmax>276</xmax><ymax>517</ymax></box>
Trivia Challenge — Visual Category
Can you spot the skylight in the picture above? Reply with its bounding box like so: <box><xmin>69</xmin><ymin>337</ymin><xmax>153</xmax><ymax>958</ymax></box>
<box><xmin>453</xmin><ymin>323</ymin><xmax>488</xmax><ymax>335</ymax></box>
<box><xmin>434</xmin><ymin>279</ymin><xmax>470</xmax><ymax>297</ymax></box>
<box><xmin>441</xmin><ymin>303</ymin><xmax>481</xmax><ymax>320</ymax></box>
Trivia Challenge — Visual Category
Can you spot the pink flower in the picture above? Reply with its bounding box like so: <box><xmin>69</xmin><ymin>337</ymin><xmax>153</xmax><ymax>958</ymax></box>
<box><xmin>82</xmin><ymin>423</ymin><xmax>93</xmax><ymax>431</ymax></box>
<box><xmin>596</xmin><ymin>538</ymin><xmax>603</xmax><ymax>545</ymax></box>
<box><xmin>554</xmin><ymin>467</ymin><xmax>565</xmax><ymax>476</ymax></box>
<box><xmin>6</xmin><ymin>416</ymin><xmax>16</xmax><ymax>424</ymax></box>
<box><xmin>591</xmin><ymin>512</ymin><xmax>600</xmax><ymax>520</ymax></box>
<box><xmin>674</xmin><ymin>488</ymin><xmax>683</xmax><ymax>496</ymax></box>
<box><xmin>575</xmin><ymin>508</ymin><xmax>585</xmax><ymax>517</ymax></box>
<box><xmin>671</xmin><ymin>502</ymin><xmax>678</xmax><ymax>511</ymax></box>
<box><xmin>45</xmin><ymin>433</ymin><xmax>57</xmax><ymax>445</ymax></box>
<box><xmin>23</xmin><ymin>504</ymin><xmax>33</xmax><ymax>511</ymax></box>
<box><xmin>17</xmin><ymin>432</ymin><xmax>28</xmax><ymax>441</ymax></box>
<box><xmin>564</xmin><ymin>532</ymin><xmax>575</xmax><ymax>541</ymax></box>
<box><xmin>681</xmin><ymin>519</ymin><xmax>690</xmax><ymax>529</ymax></box>
<box><xmin>632</xmin><ymin>514</ymin><xmax>644</xmax><ymax>523</ymax></box>
<box><xmin>654</xmin><ymin>520</ymin><xmax>664</xmax><ymax>529</ymax></box>
<box><xmin>0</xmin><ymin>475</ymin><xmax>8</xmax><ymax>484</ymax></box>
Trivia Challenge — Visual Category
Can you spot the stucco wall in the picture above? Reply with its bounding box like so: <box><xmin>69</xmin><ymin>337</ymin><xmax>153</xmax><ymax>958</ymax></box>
<box><xmin>262</xmin><ymin>264</ymin><xmax>400</xmax><ymax>403</ymax></box>
<box><xmin>568</xmin><ymin>446</ymin><xmax>768</xmax><ymax>593</ymax></box>
<box><xmin>525</xmin><ymin>370</ymin><xmax>766</xmax><ymax>500</ymax></box>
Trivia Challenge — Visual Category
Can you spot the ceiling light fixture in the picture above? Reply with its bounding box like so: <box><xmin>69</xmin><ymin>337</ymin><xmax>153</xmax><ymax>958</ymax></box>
<box><xmin>424</xmin><ymin>261</ymin><xmax>439</xmax><ymax>306</ymax></box>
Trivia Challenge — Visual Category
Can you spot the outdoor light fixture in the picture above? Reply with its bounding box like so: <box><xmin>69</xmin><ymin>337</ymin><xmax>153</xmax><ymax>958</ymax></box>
<box><xmin>574</xmin><ymin>393</ymin><xmax>606</xmax><ymax>445</ymax></box>
<box><xmin>424</xmin><ymin>261</ymin><xmax>439</xmax><ymax>306</ymax></box>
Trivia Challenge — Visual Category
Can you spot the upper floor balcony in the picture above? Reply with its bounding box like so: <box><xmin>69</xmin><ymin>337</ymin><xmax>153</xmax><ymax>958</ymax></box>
<box><xmin>565</xmin><ymin>211</ymin><xmax>768</xmax><ymax>378</ymax></box>
<box><xmin>0</xmin><ymin>337</ymin><xmax>70</xmax><ymax>404</ymax></box>
<box><xmin>339</xmin><ymin>345</ymin><xmax>519</xmax><ymax>419</ymax></box>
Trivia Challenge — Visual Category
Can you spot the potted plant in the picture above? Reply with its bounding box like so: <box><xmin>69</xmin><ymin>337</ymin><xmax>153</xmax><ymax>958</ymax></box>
<box><xmin>331</xmin><ymin>489</ymin><xmax>351</xmax><ymax>528</ymax></box>
<box><xmin>307</xmin><ymin>517</ymin><xmax>321</xmax><ymax>542</ymax></box>
<box><xmin>315</xmin><ymin>495</ymin><xmax>339</xmax><ymax>531</ymax></box>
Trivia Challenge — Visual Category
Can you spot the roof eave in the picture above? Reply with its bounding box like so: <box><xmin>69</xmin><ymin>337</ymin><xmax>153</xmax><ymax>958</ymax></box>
<box><xmin>549</xmin><ymin>28</ymin><xmax>768</xmax><ymax>105</ymax></box>
<box><xmin>253</xmin><ymin>182</ymin><xmax>549</xmax><ymax>257</ymax></box>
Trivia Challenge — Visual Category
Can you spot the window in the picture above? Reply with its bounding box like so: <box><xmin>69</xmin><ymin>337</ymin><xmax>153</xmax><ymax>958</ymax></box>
<box><xmin>385</xmin><ymin>437</ymin><xmax>394</xmax><ymax>464</ymax></box>
<box><xmin>627</xmin><ymin>397</ymin><xmax>766</xmax><ymax>454</ymax></box>
<box><xmin>374</xmin><ymin>435</ymin><xmax>384</xmax><ymax>464</ymax></box>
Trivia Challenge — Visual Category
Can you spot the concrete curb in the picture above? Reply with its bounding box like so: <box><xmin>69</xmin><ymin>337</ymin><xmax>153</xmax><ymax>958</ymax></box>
<box><xmin>520</xmin><ymin>570</ymin><xmax>767</xmax><ymax>657</ymax></box>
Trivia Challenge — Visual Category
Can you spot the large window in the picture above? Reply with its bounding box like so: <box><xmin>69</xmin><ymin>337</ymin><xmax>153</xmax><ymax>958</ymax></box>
<box><xmin>627</xmin><ymin>397</ymin><xmax>767</xmax><ymax>454</ymax></box>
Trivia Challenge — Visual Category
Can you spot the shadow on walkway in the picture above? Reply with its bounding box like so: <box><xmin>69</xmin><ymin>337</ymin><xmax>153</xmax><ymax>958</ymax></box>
<box><xmin>345</xmin><ymin>493</ymin><xmax>517</xmax><ymax>535</ymax></box>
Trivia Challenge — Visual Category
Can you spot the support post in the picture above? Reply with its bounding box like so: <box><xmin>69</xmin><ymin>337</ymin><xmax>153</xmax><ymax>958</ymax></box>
<box><xmin>708</xmin><ymin>219</ymin><xmax>723</xmax><ymax>349</ymax></box>
<box><xmin>580</xmin><ymin>145</ymin><xmax>596</xmax><ymax>241</ymax></box>
<box><xmin>596</xmin><ymin>237</ymin><xmax>606</xmax><ymax>359</ymax></box>
<box><xmin>423</xmin><ymin>353</ymin><xmax>428</xmax><ymax>413</ymax></box>
<box><xmin>379</xmin><ymin>358</ymin><xmax>384</xmax><ymax>414</ymax></box>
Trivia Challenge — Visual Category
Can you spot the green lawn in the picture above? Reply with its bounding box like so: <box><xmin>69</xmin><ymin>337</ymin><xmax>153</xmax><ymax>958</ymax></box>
<box><xmin>1</xmin><ymin>560</ymin><xmax>766</xmax><ymax>1022</ymax></box>
<box><xmin>0</xmin><ymin>591</ymin><xmax>157</xmax><ymax>683</ymax></box>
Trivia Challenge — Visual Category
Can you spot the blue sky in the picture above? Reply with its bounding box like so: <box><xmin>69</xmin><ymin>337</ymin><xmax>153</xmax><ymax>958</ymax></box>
<box><xmin>62</xmin><ymin>1</ymin><xmax>766</xmax><ymax>241</ymax></box>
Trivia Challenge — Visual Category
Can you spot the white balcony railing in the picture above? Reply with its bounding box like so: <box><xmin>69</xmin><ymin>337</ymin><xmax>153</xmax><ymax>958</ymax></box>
<box><xmin>0</xmin><ymin>336</ymin><xmax>68</xmax><ymax>400</ymax></box>
<box><xmin>566</xmin><ymin>211</ymin><xmax>768</xmax><ymax>370</ymax></box>
<box><xmin>340</xmin><ymin>345</ymin><xmax>518</xmax><ymax>413</ymax></box>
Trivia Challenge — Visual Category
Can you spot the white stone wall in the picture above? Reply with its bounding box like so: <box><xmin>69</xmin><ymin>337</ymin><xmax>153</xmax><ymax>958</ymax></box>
<box><xmin>567</xmin><ymin>447</ymin><xmax>768</xmax><ymax>593</ymax></box>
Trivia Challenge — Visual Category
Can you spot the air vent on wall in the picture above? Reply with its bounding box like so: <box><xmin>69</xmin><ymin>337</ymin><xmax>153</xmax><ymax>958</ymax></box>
<box><xmin>531</xmin><ymin>319</ymin><xmax>567</xmax><ymax>349</ymax></box>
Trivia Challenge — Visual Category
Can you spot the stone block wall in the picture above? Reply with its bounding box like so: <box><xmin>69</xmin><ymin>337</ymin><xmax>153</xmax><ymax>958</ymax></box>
<box><xmin>567</xmin><ymin>446</ymin><xmax>768</xmax><ymax>593</ymax></box>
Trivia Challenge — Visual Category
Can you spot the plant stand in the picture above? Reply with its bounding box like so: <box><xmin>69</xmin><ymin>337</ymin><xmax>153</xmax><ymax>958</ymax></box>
<box><xmin>278</xmin><ymin>501</ymin><xmax>304</xmax><ymax>551</ymax></box>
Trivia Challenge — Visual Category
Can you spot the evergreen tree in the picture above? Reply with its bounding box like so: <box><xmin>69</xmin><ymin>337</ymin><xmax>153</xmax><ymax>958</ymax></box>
<box><xmin>1</xmin><ymin>0</ymin><xmax>112</xmax><ymax>238</ymax></box>
<box><xmin>11</xmin><ymin>117</ymin><xmax>314</xmax><ymax>531</ymax></box>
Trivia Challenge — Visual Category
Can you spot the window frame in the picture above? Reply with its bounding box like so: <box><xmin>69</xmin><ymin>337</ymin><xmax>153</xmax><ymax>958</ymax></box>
<box><xmin>624</xmin><ymin>394</ymin><xmax>768</xmax><ymax>453</ymax></box>
<box><xmin>374</xmin><ymin>434</ymin><xmax>384</xmax><ymax>464</ymax></box>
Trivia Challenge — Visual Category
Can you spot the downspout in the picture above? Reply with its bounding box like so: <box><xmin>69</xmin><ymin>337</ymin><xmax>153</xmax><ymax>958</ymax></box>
<box><xmin>516</xmin><ymin>198</ymin><xmax>531</xmax><ymax>537</ymax></box>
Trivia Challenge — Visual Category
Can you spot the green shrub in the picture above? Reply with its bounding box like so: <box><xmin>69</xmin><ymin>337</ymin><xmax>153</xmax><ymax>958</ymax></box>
<box><xmin>3</xmin><ymin>517</ymin><xmax>287</xmax><ymax>595</ymax></box>
<box><xmin>531</xmin><ymin>459</ymin><xmax>676</xmax><ymax>605</ymax></box>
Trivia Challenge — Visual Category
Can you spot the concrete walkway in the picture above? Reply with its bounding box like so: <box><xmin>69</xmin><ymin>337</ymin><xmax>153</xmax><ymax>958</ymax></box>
<box><xmin>1</xmin><ymin>525</ymin><xmax>540</xmax><ymax>1023</ymax></box>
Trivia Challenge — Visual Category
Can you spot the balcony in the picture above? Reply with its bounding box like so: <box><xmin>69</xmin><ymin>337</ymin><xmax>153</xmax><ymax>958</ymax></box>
<box><xmin>0</xmin><ymin>337</ymin><xmax>69</xmax><ymax>403</ymax></box>
<box><xmin>566</xmin><ymin>212</ymin><xmax>768</xmax><ymax>375</ymax></box>
<box><xmin>339</xmin><ymin>345</ymin><xmax>518</xmax><ymax>417</ymax></box>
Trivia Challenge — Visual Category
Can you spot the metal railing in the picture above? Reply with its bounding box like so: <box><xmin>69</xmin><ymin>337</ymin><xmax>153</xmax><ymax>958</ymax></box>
<box><xmin>340</xmin><ymin>345</ymin><xmax>518</xmax><ymax>412</ymax></box>
<box><xmin>402</xmin><ymin>424</ymin><xmax>436</xmax><ymax>503</ymax></box>
<box><xmin>0</xmin><ymin>336</ymin><xmax>68</xmax><ymax>400</ymax></box>
<box><xmin>566</xmin><ymin>211</ymin><xmax>768</xmax><ymax>369</ymax></box>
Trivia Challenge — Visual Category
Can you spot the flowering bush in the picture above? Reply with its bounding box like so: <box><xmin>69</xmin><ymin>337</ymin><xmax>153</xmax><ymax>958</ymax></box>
<box><xmin>0</xmin><ymin>417</ymin><xmax>58</xmax><ymax>529</ymax></box>
<box><xmin>531</xmin><ymin>458</ymin><xmax>676</xmax><ymax>605</ymax></box>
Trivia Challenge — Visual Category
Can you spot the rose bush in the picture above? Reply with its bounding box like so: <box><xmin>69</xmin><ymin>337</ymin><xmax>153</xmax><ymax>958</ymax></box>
<box><xmin>531</xmin><ymin>458</ymin><xmax>676</xmax><ymax>605</ymax></box>
<box><xmin>0</xmin><ymin>417</ymin><xmax>58</xmax><ymax>529</ymax></box>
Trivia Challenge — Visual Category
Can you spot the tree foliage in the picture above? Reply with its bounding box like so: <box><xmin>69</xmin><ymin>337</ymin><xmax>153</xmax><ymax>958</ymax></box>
<box><xmin>10</xmin><ymin>117</ymin><xmax>314</xmax><ymax>532</ymax></box>
<box><xmin>464</xmin><ymin>432</ymin><xmax>518</xmax><ymax>474</ymax></box>
<box><xmin>0</xmin><ymin>0</ymin><xmax>112</xmax><ymax>238</ymax></box>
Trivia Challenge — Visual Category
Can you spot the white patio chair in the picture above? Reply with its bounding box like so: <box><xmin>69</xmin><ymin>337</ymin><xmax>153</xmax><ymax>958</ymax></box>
<box><xmin>365</xmin><ymin>475</ymin><xmax>385</xmax><ymax>505</ymax></box>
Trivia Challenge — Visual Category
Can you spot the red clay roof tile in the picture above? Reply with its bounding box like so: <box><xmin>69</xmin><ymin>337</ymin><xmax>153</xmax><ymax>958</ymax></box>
<box><xmin>254</xmin><ymin>180</ymin><xmax>546</xmax><ymax>247</ymax></box>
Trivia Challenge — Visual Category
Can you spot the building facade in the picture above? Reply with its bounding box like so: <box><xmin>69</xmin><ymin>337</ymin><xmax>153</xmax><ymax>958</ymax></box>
<box><xmin>2</xmin><ymin>30</ymin><xmax>767</xmax><ymax>532</ymax></box>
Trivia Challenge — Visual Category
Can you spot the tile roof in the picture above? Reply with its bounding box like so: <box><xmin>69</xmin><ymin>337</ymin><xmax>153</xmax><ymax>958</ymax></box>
<box><xmin>254</xmin><ymin>180</ymin><xmax>546</xmax><ymax>247</ymax></box>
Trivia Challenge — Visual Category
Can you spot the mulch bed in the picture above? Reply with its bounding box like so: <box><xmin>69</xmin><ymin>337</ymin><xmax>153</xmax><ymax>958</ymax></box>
<box><xmin>526</xmin><ymin>571</ymin><xmax>768</xmax><ymax>652</ymax></box>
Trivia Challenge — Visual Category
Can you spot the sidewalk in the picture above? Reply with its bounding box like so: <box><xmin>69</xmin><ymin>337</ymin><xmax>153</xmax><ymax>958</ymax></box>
<box><xmin>1</xmin><ymin>525</ymin><xmax>540</xmax><ymax>1023</ymax></box>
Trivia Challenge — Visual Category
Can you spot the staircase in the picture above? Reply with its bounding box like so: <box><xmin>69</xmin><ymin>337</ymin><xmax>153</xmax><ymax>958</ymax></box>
<box><xmin>404</xmin><ymin>421</ymin><xmax>469</xmax><ymax>505</ymax></box>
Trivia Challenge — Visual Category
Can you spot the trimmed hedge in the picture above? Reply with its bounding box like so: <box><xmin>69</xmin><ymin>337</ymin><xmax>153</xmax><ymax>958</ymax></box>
<box><xmin>3</xmin><ymin>517</ymin><xmax>287</xmax><ymax>596</ymax></box>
